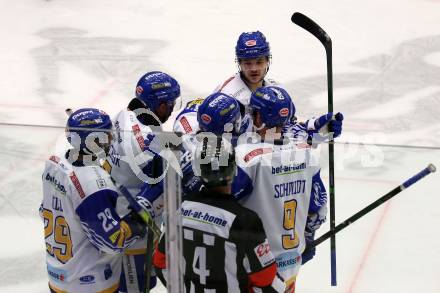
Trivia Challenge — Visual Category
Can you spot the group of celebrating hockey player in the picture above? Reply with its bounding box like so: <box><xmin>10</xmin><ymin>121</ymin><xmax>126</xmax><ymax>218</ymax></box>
<box><xmin>40</xmin><ymin>31</ymin><xmax>344</xmax><ymax>293</ymax></box>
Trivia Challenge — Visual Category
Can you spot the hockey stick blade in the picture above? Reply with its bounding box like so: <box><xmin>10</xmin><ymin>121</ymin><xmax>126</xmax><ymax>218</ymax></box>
<box><xmin>310</xmin><ymin>164</ymin><xmax>436</xmax><ymax>248</ymax></box>
<box><xmin>291</xmin><ymin>12</ymin><xmax>331</xmax><ymax>49</ymax></box>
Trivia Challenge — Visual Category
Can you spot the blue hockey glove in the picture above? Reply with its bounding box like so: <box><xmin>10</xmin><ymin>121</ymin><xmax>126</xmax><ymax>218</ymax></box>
<box><xmin>309</xmin><ymin>112</ymin><xmax>344</xmax><ymax>137</ymax></box>
<box><xmin>328</xmin><ymin>112</ymin><xmax>344</xmax><ymax>138</ymax></box>
<box><xmin>306</xmin><ymin>206</ymin><xmax>327</xmax><ymax>232</ymax></box>
<box><xmin>135</xmin><ymin>181</ymin><xmax>165</xmax><ymax>219</ymax></box>
<box><xmin>301</xmin><ymin>229</ymin><xmax>316</xmax><ymax>265</ymax></box>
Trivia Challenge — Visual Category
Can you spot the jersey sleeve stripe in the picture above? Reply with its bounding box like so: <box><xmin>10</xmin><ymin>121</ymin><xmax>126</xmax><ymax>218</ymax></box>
<box><xmin>218</xmin><ymin>76</ymin><xmax>235</xmax><ymax>92</ymax></box>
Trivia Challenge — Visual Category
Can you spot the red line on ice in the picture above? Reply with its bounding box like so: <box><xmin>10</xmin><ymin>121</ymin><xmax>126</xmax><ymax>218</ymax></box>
<box><xmin>346</xmin><ymin>200</ymin><xmax>392</xmax><ymax>293</ymax></box>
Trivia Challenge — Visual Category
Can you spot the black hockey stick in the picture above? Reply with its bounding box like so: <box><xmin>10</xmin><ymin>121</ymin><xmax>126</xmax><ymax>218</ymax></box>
<box><xmin>143</xmin><ymin>157</ymin><xmax>163</xmax><ymax>293</ymax></box>
<box><xmin>291</xmin><ymin>12</ymin><xmax>337</xmax><ymax>285</ymax></box>
<box><xmin>309</xmin><ymin>164</ymin><xmax>436</xmax><ymax>248</ymax></box>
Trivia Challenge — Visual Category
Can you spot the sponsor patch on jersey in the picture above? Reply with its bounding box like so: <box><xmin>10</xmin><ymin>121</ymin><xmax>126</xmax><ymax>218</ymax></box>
<box><xmin>200</xmin><ymin>114</ymin><xmax>212</xmax><ymax>124</ymax></box>
<box><xmin>245</xmin><ymin>39</ymin><xmax>257</xmax><ymax>47</ymax></box>
<box><xmin>45</xmin><ymin>173</ymin><xmax>67</xmax><ymax>195</ymax></box>
<box><xmin>179</xmin><ymin>116</ymin><xmax>193</xmax><ymax>133</ymax></box>
<box><xmin>279</xmin><ymin>107</ymin><xmax>289</xmax><ymax>117</ymax></box>
<box><xmin>275</xmin><ymin>251</ymin><xmax>301</xmax><ymax>272</ymax></box>
<box><xmin>244</xmin><ymin>147</ymin><xmax>273</xmax><ymax>162</ymax></box>
<box><xmin>254</xmin><ymin>239</ymin><xmax>274</xmax><ymax>267</ymax></box>
<box><xmin>132</xmin><ymin>124</ymin><xmax>146</xmax><ymax>150</ymax></box>
<box><xmin>272</xmin><ymin>163</ymin><xmax>306</xmax><ymax>175</ymax></box>
<box><xmin>96</xmin><ymin>178</ymin><xmax>107</xmax><ymax>189</ymax></box>
<box><xmin>182</xmin><ymin>207</ymin><xmax>228</xmax><ymax>227</ymax></box>
<box><xmin>47</xmin><ymin>264</ymin><xmax>67</xmax><ymax>283</ymax></box>
<box><xmin>135</xmin><ymin>85</ymin><xmax>143</xmax><ymax>95</ymax></box>
<box><xmin>79</xmin><ymin>275</ymin><xmax>95</xmax><ymax>284</ymax></box>
<box><xmin>70</xmin><ymin>172</ymin><xmax>85</xmax><ymax>199</ymax></box>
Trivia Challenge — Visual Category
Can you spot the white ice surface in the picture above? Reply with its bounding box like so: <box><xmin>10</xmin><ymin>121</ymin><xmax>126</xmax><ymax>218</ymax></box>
<box><xmin>1</xmin><ymin>0</ymin><xmax>439</xmax><ymax>292</ymax></box>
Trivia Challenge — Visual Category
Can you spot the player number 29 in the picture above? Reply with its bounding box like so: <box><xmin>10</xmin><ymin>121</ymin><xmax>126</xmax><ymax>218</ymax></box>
<box><xmin>43</xmin><ymin>208</ymin><xmax>73</xmax><ymax>263</ymax></box>
<box><xmin>282</xmin><ymin>199</ymin><xmax>299</xmax><ymax>249</ymax></box>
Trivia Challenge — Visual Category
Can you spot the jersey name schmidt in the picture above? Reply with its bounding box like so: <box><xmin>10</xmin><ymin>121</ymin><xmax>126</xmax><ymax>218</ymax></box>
<box><xmin>274</xmin><ymin>179</ymin><xmax>306</xmax><ymax>198</ymax></box>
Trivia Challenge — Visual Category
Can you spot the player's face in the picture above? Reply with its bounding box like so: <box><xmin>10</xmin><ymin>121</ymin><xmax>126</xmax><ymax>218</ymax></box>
<box><xmin>239</xmin><ymin>57</ymin><xmax>269</xmax><ymax>86</ymax></box>
<box><xmin>156</xmin><ymin>100</ymin><xmax>176</xmax><ymax>123</ymax></box>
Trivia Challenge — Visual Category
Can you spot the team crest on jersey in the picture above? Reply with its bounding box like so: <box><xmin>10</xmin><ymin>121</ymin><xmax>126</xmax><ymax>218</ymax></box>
<box><xmin>279</xmin><ymin>108</ymin><xmax>289</xmax><ymax>117</ymax></box>
<box><xmin>245</xmin><ymin>40</ymin><xmax>257</xmax><ymax>47</ymax></box>
<box><xmin>96</xmin><ymin>179</ymin><xmax>107</xmax><ymax>189</ymax></box>
<box><xmin>201</xmin><ymin>114</ymin><xmax>212</xmax><ymax>124</ymax></box>
<box><xmin>254</xmin><ymin>239</ymin><xmax>274</xmax><ymax>267</ymax></box>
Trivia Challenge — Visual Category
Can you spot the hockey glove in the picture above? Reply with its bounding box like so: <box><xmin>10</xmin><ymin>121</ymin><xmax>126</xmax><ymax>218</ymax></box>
<box><xmin>121</xmin><ymin>211</ymin><xmax>148</xmax><ymax>239</ymax></box>
<box><xmin>306</xmin><ymin>206</ymin><xmax>328</xmax><ymax>232</ymax></box>
<box><xmin>301</xmin><ymin>229</ymin><xmax>316</xmax><ymax>265</ymax></box>
<box><xmin>306</xmin><ymin>112</ymin><xmax>344</xmax><ymax>144</ymax></box>
<box><xmin>136</xmin><ymin>182</ymin><xmax>164</xmax><ymax>219</ymax></box>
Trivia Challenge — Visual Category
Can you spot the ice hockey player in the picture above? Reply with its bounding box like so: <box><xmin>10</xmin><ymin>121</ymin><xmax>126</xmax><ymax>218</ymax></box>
<box><xmin>153</xmin><ymin>137</ymin><xmax>287</xmax><ymax>292</ymax></box>
<box><xmin>232</xmin><ymin>86</ymin><xmax>328</xmax><ymax>292</ymax></box>
<box><xmin>214</xmin><ymin>30</ymin><xmax>344</xmax><ymax>144</ymax></box>
<box><xmin>106</xmin><ymin>71</ymin><xmax>180</xmax><ymax>292</ymax></box>
<box><xmin>215</xmin><ymin>31</ymin><xmax>275</xmax><ymax>105</ymax></box>
<box><xmin>175</xmin><ymin>92</ymin><xmax>247</xmax><ymax>194</ymax></box>
<box><xmin>41</xmin><ymin>108</ymin><xmax>147</xmax><ymax>293</ymax></box>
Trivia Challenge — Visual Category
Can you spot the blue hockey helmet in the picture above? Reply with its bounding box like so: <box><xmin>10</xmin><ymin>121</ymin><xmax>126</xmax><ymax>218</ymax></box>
<box><xmin>197</xmin><ymin>93</ymin><xmax>242</xmax><ymax>135</ymax></box>
<box><xmin>135</xmin><ymin>71</ymin><xmax>181</xmax><ymax>111</ymax></box>
<box><xmin>249</xmin><ymin>86</ymin><xmax>294</xmax><ymax>129</ymax></box>
<box><xmin>66</xmin><ymin>108</ymin><xmax>113</xmax><ymax>153</ymax></box>
<box><xmin>235</xmin><ymin>31</ymin><xmax>271</xmax><ymax>60</ymax></box>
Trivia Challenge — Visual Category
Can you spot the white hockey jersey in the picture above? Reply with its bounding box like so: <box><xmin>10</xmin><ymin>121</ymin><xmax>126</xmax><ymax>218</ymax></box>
<box><xmin>108</xmin><ymin>109</ymin><xmax>162</xmax><ymax>196</ymax></box>
<box><xmin>107</xmin><ymin>109</ymin><xmax>164</xmax><ymax>253</ymax></box>
<box><xmin>173</xmin><ymin>98</ymin><xmax>204</xmax><ymax>153</ymax></box>
<box><xmin>41</xmin><ymin>153</ymin><xmax>139</xmax><ymax>293</ymax></box>
<box><xmin>232</xmin><ymin>139</ymin><xmax>321</xmax><ymax>282</ymax></box>
<box><xmin>214</xmin><ymin>73</ymin><xmax>280</xmax><ymax>106</ymax></box>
